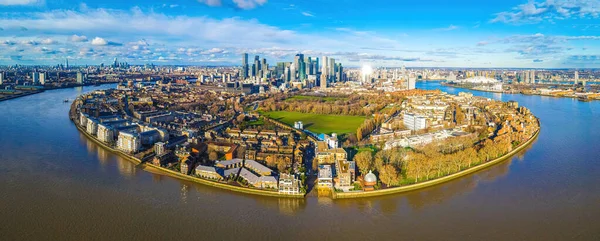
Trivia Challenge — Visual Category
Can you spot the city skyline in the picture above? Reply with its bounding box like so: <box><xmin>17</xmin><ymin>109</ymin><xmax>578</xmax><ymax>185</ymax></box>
<box><xmin>0</xmin><ymin>0</ymin><xmax>599</xmax><ymax>68</ymax></box>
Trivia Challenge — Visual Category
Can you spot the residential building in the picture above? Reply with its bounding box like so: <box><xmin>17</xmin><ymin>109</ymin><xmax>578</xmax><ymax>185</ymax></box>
<box><xmin>403</xmin><ymin>113</ymin><xmax>427</xmax><ymax>131</ymax></box>
<box><xmin>117</xmin><ymin>131</ymin><xmax>141</xmax><ymax>153</ymax></box>
<box><xmin>278</xmin><ymin>173</ymin><xmax>301</xmax><ymax>194</ymax></box>
<box><xmin>318</xmin><ymin>165</ymin><xmax>333</xmax><ymax>188</ymax></box>
<box><xmin>195</xmin><ymin>165</ymin><xmax>223</xmax><ymax>180</ymax></box>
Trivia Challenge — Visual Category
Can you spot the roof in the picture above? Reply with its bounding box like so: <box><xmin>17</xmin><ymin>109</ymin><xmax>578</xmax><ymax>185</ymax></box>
<box><xmin>365</xmin><ymin>171</ymin><xmax>377</xmax><ymax>183</ymax></box>
<box><xmin>223</xmin><ymin>167</ymin><xmax>240</xmax><ymax>177</ymax></box>
<box><xmin>195</xmin><ymin>165</ymin><xmax>217</xmax><ymax>173</ymax></box>
<box><xmin>216</xmin><ymin>158</ymin><xmax>243</xmax><ymax>166</ymax></box>
<box><xmin>259</xmin><ymin>176</ymin><xmax>278</xmax><ymax>183</ymax></box>
<box><xmin>318</xmin><ymin>165</ymin><xmax>333</xmax><ymax>179</ymax></box>
<box><xmin>238</xmin><ymin>168</ymin><xmax>259</xmax><ymax>184</ymax></box>
<box><xmin>244</xmin><ymin>159</ymin><xmax>272</xmax><ymax>174</ymax></box>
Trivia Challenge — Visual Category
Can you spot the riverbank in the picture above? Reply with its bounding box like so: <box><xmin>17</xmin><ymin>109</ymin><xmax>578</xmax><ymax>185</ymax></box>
<box><xmin>442</xmin><ymin>82</ymin><xmax>600</xmax><ymax>101</ymax></box>
<box><xmin>70</xmin><ymin>111</ymin><xmax>304</xmax><ymax>199</ymax></box>
<box><xmin>333</xmin><ymin>128</ymin><xmax>540</xmax><ymax>199</ymax></box>
<box><xmin>0</xmin><ymin>90</ymin><xmax>43</xmax><ymax>102</ymax></box>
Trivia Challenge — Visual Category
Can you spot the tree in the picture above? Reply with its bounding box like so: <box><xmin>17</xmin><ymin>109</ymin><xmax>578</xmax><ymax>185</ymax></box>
<box><xmin>209</xmin><ymin>151</ymin><xmax>218</xmax><ymax>161</ymax></box>
<box><xmin>354</xmin><ymin>151</ymin><xmax>373</xmax><ymax>174</ymax></box>
<box><xmin>236</xmin><ymin>114</ymin><xmax>246</xmax><ymax>123</ymax></box>
<box><xmin>379</xmin><ymin>165</ymin><xmax>399</xmax><ymax>187</ymax></box>
<box><xmin>277</xmin><ymin>159</ymin><xmax>287</xmax><ymax>173</ymax></box>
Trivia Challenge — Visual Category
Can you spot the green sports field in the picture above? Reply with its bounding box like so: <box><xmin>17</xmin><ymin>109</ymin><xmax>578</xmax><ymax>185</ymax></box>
<box><xmin>262</xmin><ymin>111</ymin><xmax>365</xmax><ymax>135</ymax></box>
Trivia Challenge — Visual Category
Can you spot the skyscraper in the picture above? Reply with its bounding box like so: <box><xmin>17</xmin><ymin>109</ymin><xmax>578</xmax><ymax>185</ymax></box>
<box><xmin>242</xmin><ymin>53</ymin><xmax>249</xmax><ymax>79</ymax></box>
<box><xmin>574</xmin><ymin>70</ymin><xmax>579</xmax><ymax>85</ymax></box>
<box><xmin>77</xmin><ymin>72</ymin><xmax>85</xmax><ymax>84</ymax></box>
<box><xmin>530</xmin><ymin>70</ymin><xmax>536</xmax><ymax>84</ymax></box>
<box><xmin>320</xmin><ymin>73</ymin><xmax>327</xmax><ymax>89</ymax></box>
<box><xmin>329</xmin><ymin>58</ymin><xmax>335</xmax><ymax>80</ymax></box>
<box><xmin>0</xmin><ymin>72</ymin><xmax>4</xmax><ymax>85</ymax></box>
<box><xmin>39</xmin><ymin>72</ymin><xmax>46</xmax><ymax>85</ymax></box>
<box><xmin>254</xmin><ymin>56</ymin><xmax>260</xmax><ymax>78</ymax></box>
<box><xmin>32</xmin><ymin>72</ymin><xmax>39</xmax><ymax>85</ymax></box>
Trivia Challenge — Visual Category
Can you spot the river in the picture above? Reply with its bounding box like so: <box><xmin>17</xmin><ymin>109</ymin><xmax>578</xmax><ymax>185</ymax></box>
<box><xmin>0</xmin><ymin>82</ymin><xmax>598</xmax><ymax>240</ymax></box>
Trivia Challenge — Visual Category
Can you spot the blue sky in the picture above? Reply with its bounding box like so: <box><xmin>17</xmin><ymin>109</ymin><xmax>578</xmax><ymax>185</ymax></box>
<box><xmin>0</xmin><ymin>0</ymin><xmax>599</xmax><ymax>67</ymax></box>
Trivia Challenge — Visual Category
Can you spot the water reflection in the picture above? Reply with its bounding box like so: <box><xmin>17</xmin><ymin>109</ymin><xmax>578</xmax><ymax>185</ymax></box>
<box><xmin>334</xmin><ymin>156</ymin><xmax>515</xmax><ymax>215</ymax></box>
<box><xmin>180</xmin><ymin>183</ymin><xmax>189</xmax><ymax>204</ymax></box>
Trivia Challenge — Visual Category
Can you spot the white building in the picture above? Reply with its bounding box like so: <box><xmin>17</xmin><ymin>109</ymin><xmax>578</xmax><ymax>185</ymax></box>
<box><xmin>278</xmin><ymin>173</ymin><xmax>301</xmax><ymax>194</ymax></box>
<box><xmin>97</xmin><ymin>123</ymin><xmax>114</xmax><ymax>143</ymax></box>
<box><xmin>403</xmin><ymin>113</ymin><xmax>427</xmax><ymax>131</ymax></box>
<box><xmin>39</xmin><ymin>73</ymin><xmax>46</xmax><ymax>85</ymax></box>
<box><xmin>0</xmin><ymin>72</ymin><xmax>4</xmax><ymax>85</ymax></box>
<box><xmin>86</xmin><ymin>118</ymin><xmax>99</xmax><ymax>136</ymax></box>
<box><xmin>407</xmin><ymin>76</ymin><xmax>416</xmax><ymax>90</ymax></box>
<box><xmin>294</xmin><ymin>121</ymin><xmax>304</xmax><ymax>130</ymax></box>
<box><xmin>77</xmin><ymin>72</ymin><xmax>85</xmax><ymax>84</ymax></box>
<box><xmin>317</xmin><ymin>165</ymin><xmax>333</xmax><ymax>188</ymax></box>
<box><xmin>31</xmin><ymin>72</ymin><xmax>39</xmax><ymax>85</ymax></box>
<box><xmin>117</xmin><ymin>132</ymin><xmax>141</xmax><ymax>153</ymax></box>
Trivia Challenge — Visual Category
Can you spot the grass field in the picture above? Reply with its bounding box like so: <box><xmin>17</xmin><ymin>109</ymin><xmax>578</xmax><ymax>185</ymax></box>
<box><xmin>262</xmin><ymin>111</ymin><xmax>365</xmax><ymax>135</ymax></box>
<box><xmin>286</xmin><ymin>95</ymin><xmax>348</xmax><ymax>102</ymax></box>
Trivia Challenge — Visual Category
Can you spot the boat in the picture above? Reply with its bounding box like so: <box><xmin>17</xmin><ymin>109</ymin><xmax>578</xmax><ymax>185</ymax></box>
<box><xmin>63</xmin><ymin>99</ymin><xmax>69</xmax><ymax>103</ymax></box>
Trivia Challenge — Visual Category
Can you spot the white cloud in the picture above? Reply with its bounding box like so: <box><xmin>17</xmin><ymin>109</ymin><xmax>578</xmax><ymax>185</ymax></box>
<box><xmin>435</xmin><ymin>24</ymin><xmax>459</xmax><ymax>31</ymax></box>
<box><xmin>233</xmin><ymin>0</ymin><xmax>267</xmax><ymax>9</ymax></box>
<box><xmin>0</xmin><ymin>0</ymin><xmax>41</xmax><ymax>6</ymax></box>
<box><xmin>492</xmin><ymin>0</ymin><xmax>600</xmax><ymax>24</ymax></box>
<box><xmin>301</xmin><ymin>12</ymin><xmax>315</xmax><ymax>17</ymax></box>
<box><xmin>40</xmin><ymin>38</ymin><xmax>57</xmax><ymax>45</ymax></box>
<box><xmin>91</xmin><ymin>37</ymin><xmax>108</xmax><ymax>46</ymax></box>
<box><xmin>91</xmin><ymin>37</ymin><xmax>121</xmax><ymax>46</ymax></box>
<box><xmin>198</xmin><ymin>0</ymin><xmax>222</xmax><ymax>7</ymax></box>
<box><xmin>69</xmin><ymin>34</ymin><xmax>88</xmax><ymax>42</ymax></box>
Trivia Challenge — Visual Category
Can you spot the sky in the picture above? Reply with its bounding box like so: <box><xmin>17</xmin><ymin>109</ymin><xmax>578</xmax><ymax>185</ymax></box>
<box><xmin>0</xmin><ymin>0</ymin><xmax>599</xmax><ymax>68</ymax></box>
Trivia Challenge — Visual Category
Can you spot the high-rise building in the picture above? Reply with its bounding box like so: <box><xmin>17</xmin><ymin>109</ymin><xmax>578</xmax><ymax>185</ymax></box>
<box><xmin>254</xmin><ymin>56</ymin><xmax>261</xmax><ymax>78</ymax></box>
<box><xmin>77</xmin><ymin>72</ymin><xmax>85</xmax><ymax>84</ymax></box>
<box><xmin>328</xmin><ymin>58</ymin><xmax>335</xmax><ymax>78</ymax></box>
<box><xmin>290</xmin><ymin>63</ymin><xmax>296</xmax><ymax>82</ymax></box>
<box><xmin>530</xmin><ymin>70</ymin><xmax>536</xmax><ymax>84</ymax></box>
<box><xmin>574</xmin><ymin>71</ymin><xmax>579</xmax><ymax>85</ymax></box>
<box><xmin>39</xmin><ymin>72</ymin><xmax>46</xmax><ymax>85</ymax></box>
<box><xmin>242</xmin><ymin>53</ymin><xmax>249</xmax><ymax>79</ymax></box>
<box><xmin>32</xmin><ymin>72</ymin><xmax>39</xmax><ymax>85</ymax></box>
<box><xmin>320</xmin><ymin>73</ymin><xmax>327</xmax><ymax>89</ymax></box>
<box><xmin>0</xmin><ymin>72</ymin><xmax>4</xmax><ymax>85</ymax></box>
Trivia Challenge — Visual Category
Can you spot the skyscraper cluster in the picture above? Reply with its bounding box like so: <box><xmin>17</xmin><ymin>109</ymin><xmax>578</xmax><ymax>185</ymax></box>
<box><xmin>241</xmin><ymin>53</ymin><xmax>344</xmax><ymax>88</ymax></box>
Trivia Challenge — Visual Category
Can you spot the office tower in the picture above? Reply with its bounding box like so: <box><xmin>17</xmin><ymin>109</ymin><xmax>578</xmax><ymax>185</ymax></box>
<box><xmin>66</xmin><ymin>58</ymin><xmax>69</xmax><ymax>69</ymax></box>
<box><xmin>530</xmin><ymin>70</ymin><xmax>535</xmax><ymax>84</ymax></box>
<box><xmin>299</xmin><ymin>61</ymin><xmax>306</xmax><ymax>80</ymax></box>
<box><xmin>322</xmin><ymin>56</ymin><xmax>328</xmax><ymax>74</ymax></box>
<box><xmin>242</xmin><ymin>53</ymin><xmax>249</xmax><ymax>79</ymax></box>
<box><xmin>329</xmin><ymin>58</ymin><xmax>335</xmax><ymax>78</ymax></box>
<box><xmin>307</xmin><ymin>57</ymin><xmax>313</xmax><ymax>75</ymax></box>
<box><xmin>254</xmin><ymin>56</ymin><xmax>260</xmax><ymax>78</ymax></box>
<box><xmin>315</xmin><ymin>57</ymin><xmax>319</xmax><ymax>74</ymax></box>
<box><xmin>39</xmin><ymin>72</ymin><xmax>46</xmax><ymax>85</ymax></box>
<box><xmin>77</xmin><ymin>72</ymin><xmax>85</xmax><ymax>84</ymax></box>
<box><xmin>0</xmin><ymin>72</ymin><xmax>4</xmax><ymax>85</ymax></box>
<box><xmin>32</xmin><ymin>72</ymin><xmax>39</xmax><ymax>85</ymax></box>
<box><xmin>290</xmin><ymin>63</ymin><xmax>296</xmax><ymax>82</ymax></box>
<box><xmin>320</xmin><ymin>73</ymin><xmax>327</xmax><ymax>89</ymax></box>
<box><xmin>284</xmin><ymin>66</ymin><xmax>290</xmax><ymax>82</ymax></box>
<box><xmin>113</xmin><ymin>58</ymin><xmax>118</xmax><ymax>68</ymax></box>
<box><xmin>337</xmin><ymin>63</ymin><xmax>343</xmax><ymax>82</ymax></box>
<box><xmin>574</xmin><ymin>71</ymin><xmax>579</xmax><ymax>85</ymax></box>
<box><xmin>261</xmin><ymin>58</ymin><xmax>267</xmax><ymax>72</ymax></box>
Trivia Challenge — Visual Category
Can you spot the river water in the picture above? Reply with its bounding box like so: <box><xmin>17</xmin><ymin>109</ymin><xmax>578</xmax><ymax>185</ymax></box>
<box><xmin>0</xmin><ymin>82</ymin><xmax>599</xmax><ymax>240</ymax></box>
